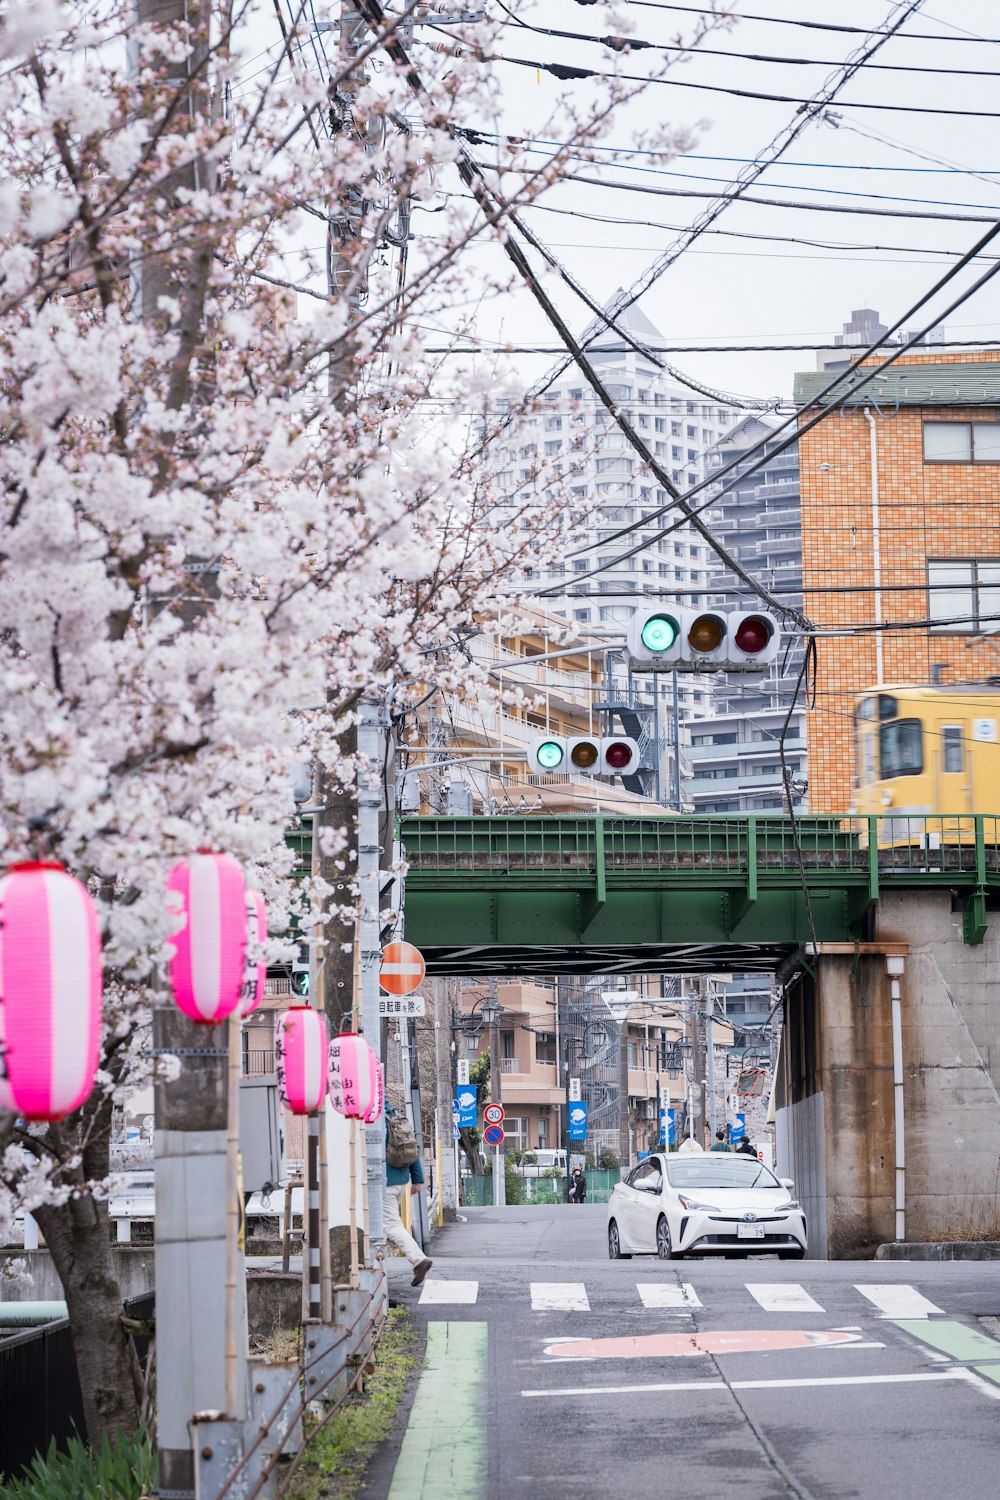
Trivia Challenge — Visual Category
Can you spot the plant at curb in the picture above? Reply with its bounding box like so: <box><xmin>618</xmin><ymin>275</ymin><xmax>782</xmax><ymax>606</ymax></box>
<box><xmin>284</xmin><ymin>1309</ymin><xmax>417</xmax><ymax>1500</ymax></box>
<box><xmin>1</xmin><ymin>1427</ymin><xmax>156</xmax><ymax>1500</ymax></box>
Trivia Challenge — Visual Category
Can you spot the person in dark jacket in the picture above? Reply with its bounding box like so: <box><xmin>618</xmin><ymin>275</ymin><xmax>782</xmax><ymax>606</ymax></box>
<box><xmin>735</xmin><ymin>1138</ymin><xmax>757</xmax><ymax>1158</ymax></box>
<box><xmin>384</xmin><ymin>1102</ymin><xmax>432</xmax><ymax>1286</ymax></box>
<box><xmin>570</xmin><ymin>1166</ymin><xmax>587</xmax><ymax>1203</ymax></box>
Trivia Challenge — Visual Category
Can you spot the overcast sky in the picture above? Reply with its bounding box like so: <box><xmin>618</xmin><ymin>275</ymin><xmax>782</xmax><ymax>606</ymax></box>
<box><xmin>426</xmin><ymin>0</ymin><xmax>1000</xmax><ymax>403</ymax></box>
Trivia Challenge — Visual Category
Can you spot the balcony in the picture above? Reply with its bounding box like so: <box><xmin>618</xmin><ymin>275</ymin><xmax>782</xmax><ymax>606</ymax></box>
<box><xmin>500</xmin><ymin>1057</ymin><xmax>521</xmax><ymax>1075</ymax></box>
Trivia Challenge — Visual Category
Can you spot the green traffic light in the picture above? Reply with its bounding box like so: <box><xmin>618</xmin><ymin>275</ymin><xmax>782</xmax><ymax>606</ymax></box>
<box><xmin>536</xmin><ymin>740</ymin><xmax>564</xmax><ymax>770</ymax></box>
<box><xmin>640</xmin><ymin>613</ymin><xmax>679</xmax><ymax>653</ymax></box>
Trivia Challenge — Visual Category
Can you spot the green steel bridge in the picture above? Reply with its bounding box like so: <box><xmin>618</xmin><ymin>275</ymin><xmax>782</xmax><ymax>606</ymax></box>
<box><xmin>399</xmin><ymin>814</ymin><xmax>1000</xmax><ymax>976</ymax></box>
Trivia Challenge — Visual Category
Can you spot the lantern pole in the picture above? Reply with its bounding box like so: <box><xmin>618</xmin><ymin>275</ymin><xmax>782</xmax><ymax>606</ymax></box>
<box><xmin>224</xmin><ymin>1010</ymin><xmax>242</xmax><ymax>1416</ymax></box>
<box><xmin>358</xmin><ymin>699</ymin><xmax>387</xmax><ymax>1254</ymax></box>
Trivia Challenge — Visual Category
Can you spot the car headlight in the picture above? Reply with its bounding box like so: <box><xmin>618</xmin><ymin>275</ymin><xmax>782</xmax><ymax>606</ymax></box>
<box><xmin>776</xmin><ymin>1200</ymin><xmax>800</xmax><ymax>1212</ymax></box>
<box><xmin>677</xmin><ymin>1194</ymin><xmax>720</xmax><ymax>1211</ymax></box>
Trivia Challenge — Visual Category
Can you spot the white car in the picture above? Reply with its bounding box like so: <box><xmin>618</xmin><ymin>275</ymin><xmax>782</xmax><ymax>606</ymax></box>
<box><xmin>607</xmin><ymin>1152</ymin><xmax>807</xmax><ymax>1261</ymax></box>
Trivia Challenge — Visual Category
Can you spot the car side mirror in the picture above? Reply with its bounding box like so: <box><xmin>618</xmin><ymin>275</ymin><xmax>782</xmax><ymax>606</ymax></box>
<box><xmin>780</xmin><ymin>1177</ymin><xmax>795</xmax><ymax>1190</ymax></box>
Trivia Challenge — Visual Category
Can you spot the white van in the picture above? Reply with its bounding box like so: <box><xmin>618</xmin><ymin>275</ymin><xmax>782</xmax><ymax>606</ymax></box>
<box><xmin>517</xmin><ymin>1149</ymin><xmax>567</xmax><ymax>1180</ymax></box>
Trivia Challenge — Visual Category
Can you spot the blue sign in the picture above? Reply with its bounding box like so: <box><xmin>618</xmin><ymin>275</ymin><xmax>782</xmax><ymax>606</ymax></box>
<box><xmin>660</xmin><ymin>1107</ymin><xmax>676</xmax><ymax>1147</ymax></box>
<box><xmin>567</xmin><ymin>1101</ymin><xmax>588</xmax><ymax>1141</ymax></box>
<box><xmin>731</xmin><ymin>1112</ymin><xmax>746</xmax><ymax>1144</ymax></box>
<box><xmin>454</xmin><ymin>1088</ymin><xmax>478</xmax><ymax>1129</ymax></box>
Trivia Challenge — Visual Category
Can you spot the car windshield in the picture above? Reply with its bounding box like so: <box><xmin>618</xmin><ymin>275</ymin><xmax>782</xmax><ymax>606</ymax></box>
<box><xmin>665</xmin><ymin>1158</ymin><xmax>780</xmax><ymax>1191</ymax></box>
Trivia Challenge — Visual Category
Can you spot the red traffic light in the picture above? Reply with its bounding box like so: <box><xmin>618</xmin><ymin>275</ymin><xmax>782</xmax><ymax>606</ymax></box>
<box><xmin>733</xmin><ymin>615</ymin><xmax>773</xmax><ymax>655</ymax></box>
<box><xmin>604</xmin><ymin>741</ymin><xmax>634</xmax><ymax>770</ymax></box>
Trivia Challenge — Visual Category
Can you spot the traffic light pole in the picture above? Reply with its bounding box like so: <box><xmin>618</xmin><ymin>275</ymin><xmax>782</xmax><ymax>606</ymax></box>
<box><xmin>358</xmin><ymin>700</ymin><xmax>387</xmax><ymax>1250</ymax></box>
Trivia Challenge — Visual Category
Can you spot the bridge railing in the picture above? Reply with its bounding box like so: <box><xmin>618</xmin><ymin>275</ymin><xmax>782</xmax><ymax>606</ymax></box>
<box><xmin>399</xmin><ymin>814</ymin><xmax>1000</xmax><ymax>883</ymax></box>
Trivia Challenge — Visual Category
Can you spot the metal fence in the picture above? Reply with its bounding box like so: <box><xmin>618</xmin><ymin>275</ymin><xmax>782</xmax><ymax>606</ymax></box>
<box><xmin>0</xmin><ymin>1291</ymin><xmax>154</xmax><ymax>1480</ymax></box>
<box><xmin>462</xmin><ymin>1171</ymin><xmax>620</xmax><ymax>1206</ymax></box>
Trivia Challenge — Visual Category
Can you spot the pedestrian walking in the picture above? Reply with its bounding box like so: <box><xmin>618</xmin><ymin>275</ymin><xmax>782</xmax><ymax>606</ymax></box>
<box><xmin>383</xmin><ymin>1101</ymin><xmax>433</xmax><ymax>1286</ymax></box>
<box><xmin>710</xmin><ymin>1129</ymin><xmax>731</xmax><ymax>1152</ymax></box>
<box><xmin>570</xmin><ymin>1166</ymin><xmax>587</xmax><ymax>1203</ymax></box>
<box><xmin>735</xmin><ymin>1138</ymin><xmax>757</xmax><ymax>1157</ymax></box>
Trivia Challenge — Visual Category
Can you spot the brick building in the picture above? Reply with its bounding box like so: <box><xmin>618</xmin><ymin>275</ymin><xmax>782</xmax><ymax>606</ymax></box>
<box><xmin>793</xmin><ymin>351</ymin><xmax>1000</xmax><ymax>811</ymax></box>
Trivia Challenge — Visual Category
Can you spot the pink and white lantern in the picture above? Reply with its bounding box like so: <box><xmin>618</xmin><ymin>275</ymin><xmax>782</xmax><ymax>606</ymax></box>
<box><xmin>166</xmin><ymin>851</ymin><xmax>246</xmax><ymax>1025</ymax></box>
<box><xmin>328</xmin><ymin>1033</ymin><xmax>384</xmax><ymax>1123</ymax></box>
<box><xmin>275</xmin><ymin>1007</ymin><xmax>329</xmax><ymax>1115</ymax></box>
<box><xmin>239</xmin><ymin>889</ymin><xmax>267</xmax><ymax>1020</ymax></box>
<box><xmin>0</xmin><ymin>861</ymin><xmax>102</xmax><ymax>1122</ymax></box>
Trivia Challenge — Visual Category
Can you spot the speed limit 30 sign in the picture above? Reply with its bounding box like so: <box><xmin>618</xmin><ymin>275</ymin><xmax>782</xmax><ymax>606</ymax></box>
<box><xmin>484</xmin><ymin>1102</ymin><xmax>505</xmax><ymax>1126</ymax></box>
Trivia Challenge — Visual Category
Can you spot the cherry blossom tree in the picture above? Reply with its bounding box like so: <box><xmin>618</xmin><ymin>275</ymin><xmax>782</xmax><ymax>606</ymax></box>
<box><xmin>0</xmin><ymin>0</ymin><xmax>706</xmax><ymax>1443</ymax></box>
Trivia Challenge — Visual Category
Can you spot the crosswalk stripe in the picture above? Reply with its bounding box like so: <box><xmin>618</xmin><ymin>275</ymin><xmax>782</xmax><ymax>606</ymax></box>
<box><xmin>854</xmin><ymin>1284</ymin><xmax>944</xmax><ymax>1319</ymax></box>
<box><xmin>637</xmin><ymin>1283</ymin><xmax>702</xmax><ymax>1309</ymax></box>
<box><xmin>531</xmin><ymin>1282</ymin><xmax>590</xmax><ymax>1312</ymax></box>
<box><xmin>419</xmin><ymin>1280</ymin><xmax>479</xmax><ymax>1305</ymax></box>
<box><xmin>746</xmin><ymin>1283</ymin><xmax>825</xmax><ymax>1313</ymax></box>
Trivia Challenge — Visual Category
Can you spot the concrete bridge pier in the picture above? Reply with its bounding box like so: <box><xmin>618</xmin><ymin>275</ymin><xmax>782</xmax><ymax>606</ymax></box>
<box><xmin>776</xmin><ymin>890</ymin><xmax>1000</xmax><ymax>1259</ymax></box>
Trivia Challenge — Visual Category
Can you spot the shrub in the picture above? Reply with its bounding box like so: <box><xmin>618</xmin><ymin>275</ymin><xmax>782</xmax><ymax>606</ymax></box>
<box><xmin>597</xmin><ymin>1148</ymin><xmax>620</xmax><ymax>1173</ymax></box>
<box><xmin>4</xmin><ymin>1428</ymin><xmax>156</xmax><ymax>1500</ymax></box>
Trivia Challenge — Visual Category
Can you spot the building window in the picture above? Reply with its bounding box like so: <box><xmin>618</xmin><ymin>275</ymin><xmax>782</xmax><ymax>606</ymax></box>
<box><xmin>534</xmin><ymin>1031</ymin><xmax>557</xmax><ymax>1064</ymax></box>
<box><xmin>923</xmin><ymin>421</ymin><xmax>1000</xmax><ymax>462</ymax></box>
<box><xmin>928</xmin><ymin>559</ymin><xmax>1000</xmax><ymax>631</ymax></box>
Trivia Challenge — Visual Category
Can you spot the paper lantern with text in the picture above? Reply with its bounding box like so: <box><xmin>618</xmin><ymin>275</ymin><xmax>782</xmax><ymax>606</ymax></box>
<box><xmin>166</xmin><ymin>852</ymin><xmax>246</xmax><ymax>1024</ymax></box>
<box><xmin>0</xmin><ymin>861</ymin><xmax>103</xmax><ymax>1121</ymax></box>
<box><xmin>328</xmin><ymin>1033</ymin><xmax>384</xmax><ymax>1123</ymax></box>
<box><xmin>275</xmin><ymin>1006</ymin><xmax>328</xmax><ymax>1114</ymax></box>
<box><xmin>240</xmin><ymin>889</ymin><xmax>268</xmax><ymax>1019</ymax></box>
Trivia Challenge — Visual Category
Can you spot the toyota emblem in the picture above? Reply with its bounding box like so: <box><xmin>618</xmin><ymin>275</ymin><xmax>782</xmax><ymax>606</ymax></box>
<box><xmin>742</xmin><ymin>1212</ymin><xmax>758</xmax><ymax>1223</ymax></box>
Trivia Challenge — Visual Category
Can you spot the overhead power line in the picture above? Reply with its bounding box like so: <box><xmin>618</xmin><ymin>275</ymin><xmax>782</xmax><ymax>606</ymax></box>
<box><xmin>494</xmin><ymin>2</ymin><xmax>1000</xmax><ymax>76</ymax></box>
<box><xmin>424</xmin><ymin>338</ymin><xmax>1000</xmax><ymax>356</ymax></box>
<box><xmin>612</xmin><ymin>1</ymin><xmax>1000</xmax><ymax>44</ymax></box>
<box><xmin>539</xmin><ymin>232</ymin><xmax>1000</xmax><ymax>594</ymax></box>
<box><xmin>517</xmin><ymin>0</ymin><xmax>928</xmax><ymax>415</ymax></box>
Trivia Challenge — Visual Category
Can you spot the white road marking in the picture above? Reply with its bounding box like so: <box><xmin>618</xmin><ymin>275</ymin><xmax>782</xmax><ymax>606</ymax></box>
<box><xmin>746</xmin><ymin>1283</ymin><xmax>825</xmax><ymax>1314</ymax></box>
<box><xmin>854</xmin><ymin>1284</ymin><xmax>945</xmax><ymax>1319</ymax></box>
<box><xmin>531</xmin><ymin>1282</ymin><xmax>590</xmax><ymax>1312</ymax></box>
<box><xmin>418</xmin><ymin>1280</ymin><xmax>478</xmax><ymax>1305</ymax></box>
<box><xmin>522</xmin><ymin>1371</ymin><xmax>971</xmax><ymax>1399</ymax></box>
<box><xmin>637</xmin><ymin>1283</ymin><xmax>702</xmax><ymax>1310</ymax></box>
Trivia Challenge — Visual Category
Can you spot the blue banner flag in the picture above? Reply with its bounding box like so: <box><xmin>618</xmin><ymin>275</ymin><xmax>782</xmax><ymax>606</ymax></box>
<box><xmin>660</xmin><ymin>1107</ymin><xmax>675</xmax><ymax>1147</ymax></box>
<box><xmin>567</xmin><ymin>1100</ymin><xmax>588</xmax><ymax>1141</ymax></box>
<box><xmin>454</xmin><ymin>1087</ymin><xmax>478</xmax><ymax>1129</ymax></box>
<box><xmin>731</xmin><ymin>1112</ymin><xmax>746</xmax><ymax>1144</ymax></box>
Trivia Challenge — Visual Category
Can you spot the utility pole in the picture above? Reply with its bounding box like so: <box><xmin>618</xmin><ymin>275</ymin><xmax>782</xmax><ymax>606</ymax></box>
<box><xmin>487</xmin><ymin>977</ymin><xmax>505</xmax><ymax>1207</ymax></box>
<box><xmin>618</xmin><ymin>1015</ymin><xmax>630</xmax><ymax>1172</ymax></box>
<box><xmin>706</xmin><ymin>986</ymin><xmax>718</xmax><ymax>1142</ymax></box>
<box><xmin>137</xmin><ymin>0</ymin><xmax>251</xmax><ymax>1488</ymax></box>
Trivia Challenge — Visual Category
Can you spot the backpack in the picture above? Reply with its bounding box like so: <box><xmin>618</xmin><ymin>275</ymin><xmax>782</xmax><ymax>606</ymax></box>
<box><xmin>386</xmin><ymin>1112</ymin><xmax>419</xmax><ymax>1168</ymax></box>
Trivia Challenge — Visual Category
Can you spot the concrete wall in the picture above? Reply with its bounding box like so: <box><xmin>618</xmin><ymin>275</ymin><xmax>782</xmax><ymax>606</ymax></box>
<box><xmin>779</xmin><ymin>890</ymin><xmax>1000</xmax><ymax>1257</ymax></box>
<box><xmin>0</xmin><ymin>1247</ymin><xmax>155</xmax><ymax>1302</ymax></box>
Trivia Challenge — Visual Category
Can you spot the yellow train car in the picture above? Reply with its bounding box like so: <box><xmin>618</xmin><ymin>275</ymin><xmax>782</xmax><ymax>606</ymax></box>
<box><xmin>853</xmin><ymin>684</ymin><xmax>1000</xmax><ymax>830</ymax></box>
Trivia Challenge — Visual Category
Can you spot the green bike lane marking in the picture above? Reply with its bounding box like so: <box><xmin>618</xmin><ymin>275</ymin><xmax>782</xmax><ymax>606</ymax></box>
<box><xmin>894</xmin><ymin>1319</ymin><xmax>1000</xmax><ymax>1385</ymax></box>
<box><xmin>387</xmin><ymin>1321</ymin><xmax>488</xmax><ymax>1500</ymax></box>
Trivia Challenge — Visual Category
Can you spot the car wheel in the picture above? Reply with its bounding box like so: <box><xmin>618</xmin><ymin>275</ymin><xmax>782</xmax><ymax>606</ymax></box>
<box><xmin>608</xmin><ymin>1220</ymin><xmax>631</xmax><ymax>1259</ymax></box>
<box><xmin>656</xmin><ymin>1216</ymin><xmax>681</xmax><ymax>1261</ymax></box>
<box><xmin>779</xmin><ymin>1248</ymin><xmax>806</xmax><ymax>1260</ymax></box>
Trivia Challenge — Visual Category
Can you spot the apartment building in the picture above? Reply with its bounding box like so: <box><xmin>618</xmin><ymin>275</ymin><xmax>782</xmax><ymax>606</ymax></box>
<box><xmin>686</xmin><ymin>413</ymin><xmax>807</xmax><ymax>815</ymax></box>
<box><xmin>486</xmin><ymin>296</ymin><xmax>742</xmax><ymax>778</ymax></box>
<box><xmin>794</xmin><ymin>350</ymin><xmax>1000</xmax><ymax>811</ymax></box>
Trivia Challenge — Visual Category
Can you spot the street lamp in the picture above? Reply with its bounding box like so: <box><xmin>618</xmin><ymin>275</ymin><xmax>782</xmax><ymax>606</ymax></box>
<box><xmin>562</xmin><ymin>1021</ymin><xmax>607</xmax><ymax>1200</ymax></box>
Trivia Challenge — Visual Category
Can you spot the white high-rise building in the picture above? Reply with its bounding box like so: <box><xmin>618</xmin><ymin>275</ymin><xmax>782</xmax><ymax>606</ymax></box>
<box><xmin>494</xmin><ymin>296</ymin><xmax>742</xmax><ymax>781</ymax></box>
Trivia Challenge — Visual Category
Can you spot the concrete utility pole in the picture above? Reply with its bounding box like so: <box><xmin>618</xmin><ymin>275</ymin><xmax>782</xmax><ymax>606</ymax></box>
<box><xmin>136</xmin><ymin>0</ymin><xmax>251</xmax><ymax>1489</ymax></box>
<box><xmin>706</xmin><ymin>986</ymin><xmax>718</xmax><ymax>1141</ymax></box>
<box><xmin>618</xmin><ymin>1017</ymin><xmax>631</xmax><ymax>1171</ymax></box>
<box><xmin>487</xmin><ymin>978</ymin><xmax>505</xmax><ymax>1207</ymax></box>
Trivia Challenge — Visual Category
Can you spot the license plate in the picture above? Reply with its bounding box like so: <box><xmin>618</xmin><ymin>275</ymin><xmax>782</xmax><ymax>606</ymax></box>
<box><xmin>737</xmin><ymin>1223</ymin><xmax>766</xmax><ymax>1239</ymax></box>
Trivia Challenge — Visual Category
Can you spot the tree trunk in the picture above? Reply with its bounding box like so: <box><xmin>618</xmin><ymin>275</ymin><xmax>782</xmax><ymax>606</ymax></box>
<box><xmin>34</xmin><ymin>1193</ymin><xmax>140</xmax><ymax>1444</ymax></box>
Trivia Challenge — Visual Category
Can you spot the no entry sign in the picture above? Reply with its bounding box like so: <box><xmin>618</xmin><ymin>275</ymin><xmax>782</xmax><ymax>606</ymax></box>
<box><xmin>484</xmin><ymin>1103</ymin><xmax>505</xmax><ymax>1126</ymax></box>
<box><xmin>379</xmin><ymin>941</ymin><xmax>425</xmax><ymax>996</ymax></box>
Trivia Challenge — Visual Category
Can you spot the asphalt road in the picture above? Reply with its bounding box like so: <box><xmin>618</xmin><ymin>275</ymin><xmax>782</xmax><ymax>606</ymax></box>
<box><xmin>365</xmin><ymin>1205</ymin><xmax>1000</xmax><ymax>1500</ymax></box>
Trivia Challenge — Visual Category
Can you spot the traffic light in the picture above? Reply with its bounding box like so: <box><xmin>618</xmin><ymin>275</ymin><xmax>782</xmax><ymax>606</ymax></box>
<box><xmin>626</xmin><ymin>606</ymin><xmax>779</xmax><ymax>673</ymax></box>
<box><xmin>601</xmin><ymin>736</ymin><xmax>640</xmax><ymax>775</ymax></box>
<box><xmin>528</xmin><ymin>735</ymin><xmax>640</xmax><ymax>779</ymax></box>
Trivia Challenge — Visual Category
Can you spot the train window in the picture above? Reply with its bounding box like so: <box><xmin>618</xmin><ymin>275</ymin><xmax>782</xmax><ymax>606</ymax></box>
<box><xmin>879</xmin><ymin>720</ymin><xmax>923</xmax><ymax>778</ymax></box>
<box><xmin>942</xmin><ymin>727</ymin><xmax>964</xmax><ymax>774</ymax></box>
<box><xmin>861</xmin><ymin>733</ymin><xmax>876</xmax><ymax>786</ymax></box>
<box><xmin>856</xmin><ymin>697</ymin><xmax>877</xmax><ymax>721</ymax></box>
<box><xmin>878</xmin><ymin>694</ymin><xmax>898</xmax><ymax>721</ymax></box>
